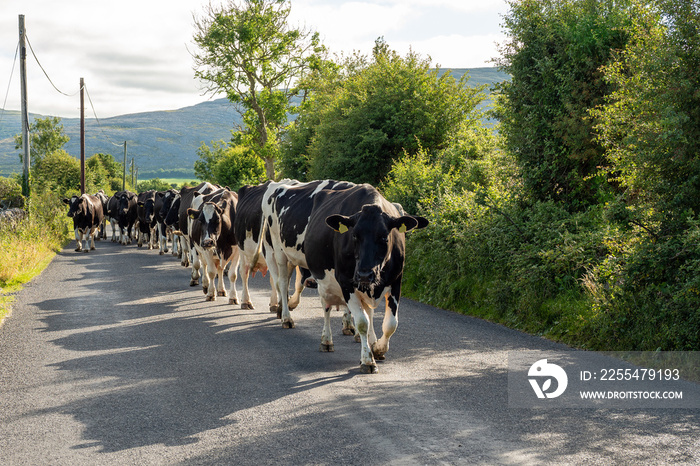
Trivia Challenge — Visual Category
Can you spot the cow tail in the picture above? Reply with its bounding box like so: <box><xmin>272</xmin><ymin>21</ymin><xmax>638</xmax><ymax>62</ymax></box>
<box><xmin>251</xmin><ymin>210</ymin><xmax>267</xmax><ymax>268</ymax></box>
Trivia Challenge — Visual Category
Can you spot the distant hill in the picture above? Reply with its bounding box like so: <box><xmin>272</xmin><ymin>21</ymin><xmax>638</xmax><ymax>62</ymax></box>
<box><xmin>0</xmin><ymin>67</ymin><xmax>509</xmax><ymax>179</ymax></box>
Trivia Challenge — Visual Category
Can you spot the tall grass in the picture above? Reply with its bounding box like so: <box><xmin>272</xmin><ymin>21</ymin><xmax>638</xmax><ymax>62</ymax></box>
<box><xmin>0</xmin><ymin>191</ymin><xmax>70</xmax><ymax>323</ymax></box>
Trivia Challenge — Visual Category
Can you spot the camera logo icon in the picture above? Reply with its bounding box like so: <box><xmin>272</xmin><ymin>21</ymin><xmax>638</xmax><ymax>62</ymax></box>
<box><xmin>528</xmin><ymin>359</ymin><xmax>568</xmax><ymax>399</ymax></box>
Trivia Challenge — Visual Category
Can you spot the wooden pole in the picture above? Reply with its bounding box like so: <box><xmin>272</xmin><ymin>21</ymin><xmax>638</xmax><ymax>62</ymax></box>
<box><xmin>80</xmin><ymin>77</ymin><xmax>85</xmax><ymax>194</ymax></box>
<box><xmin>19</xmin><ymin>15</ymin><xmax>30</xmax><ymax>197</ymax></box>
<box><xmin>122</xmin><ymin>141</ymin><xmax>127</xmax><ymax>191</ymax></box>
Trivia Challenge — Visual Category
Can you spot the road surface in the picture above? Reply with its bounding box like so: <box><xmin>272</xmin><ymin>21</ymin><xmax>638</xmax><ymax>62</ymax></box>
<box><xmin>1</xmin><ymin>240</ymin><xmax>699</xmax><ymax>464</ymax></box>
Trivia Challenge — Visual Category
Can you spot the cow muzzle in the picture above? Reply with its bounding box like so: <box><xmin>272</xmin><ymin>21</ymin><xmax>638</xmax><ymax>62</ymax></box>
<box><xmin>202</xmin><ymin>238</ymin><xmax>216</xmax><ymax>249</ymax></box>
<box><xmin>354</xmin><ymin>269</ymin><xmax>378</xmax><ymax>293</ymax></box>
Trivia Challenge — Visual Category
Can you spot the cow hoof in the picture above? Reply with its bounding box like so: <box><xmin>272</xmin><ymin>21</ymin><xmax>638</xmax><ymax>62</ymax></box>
<box><xmin>282</xmin><ymin>319</ymin><xmax>295</xmax><ymax>329</ymax></box>
<box><xmin>360</xmin><ymin>364</ymin><xmax>378</xmax><ymax>374</ymax></box>
<box><xmin>83</xmin><ymin>249</ymin><xmax>90</xmax><ymax>253</ymax></box>
<box><xmin>354</xmin><ymin>334</ymin><xmax>361</xmax><ymax>343</ymax></box>
<box><xmin>202</xmin><ymin>286</ymin><xmax>208</xmax><ymax>294</ymax></box>
<box><xmin>342</xmin><ymin>328</ymin><xmax>355</xmax><ymax>336</ymax></box>
<box><xmin>269</xmin><ymin>304</ymin><xmax>280</xmax><ymax>314</ymax></box>
<box><xmin>241</xmin><ymin>302</ymin><xmax>254</xmax><ymax>310</ymax></box>
<box><xmin>90</xmin><ymin>246</ymin><xmax>95</xmax><ymax>251</ymax></box>
<box><xmin>159</xmin><ymin>251</ymin><xmax>164</xmax><ymax>256</ymax></box>
<box><xmin>218</xmin><ymin>290</ymin><xmax>227</xmax><ymax>297</ymax></box>
<box><xmin>205</xmin><ymin>295</ymin><xmax>215</xmax><ymax>302</ymax></box>
<box><xmin>229</xmin><ymin>298</ymin><xmax>239</xmax><ymax>305</ymax></box>
<box><xmin>75</xmin><ymin>247</ymin><xmax>81</xmax><ymax>252</ymax></box>
<box><xmin>190</xmin><ymin>279</ymin><xmax>199</xmax><ymax>287</ymax></box>
<box><xmin>319</xmin><ymin>343</ymin><xmax>334</xmax><ymax>352</ymax></box>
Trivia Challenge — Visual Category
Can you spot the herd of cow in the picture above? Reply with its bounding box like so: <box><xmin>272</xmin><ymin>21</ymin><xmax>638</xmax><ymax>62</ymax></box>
<box><xmin>62</xmin><ymin>180</ymin><xmax>428</xmax><ymax>373</ymax></box>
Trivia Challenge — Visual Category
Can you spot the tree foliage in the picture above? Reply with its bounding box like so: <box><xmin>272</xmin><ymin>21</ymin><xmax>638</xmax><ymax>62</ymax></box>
<box><xmin>192</xmin><ymin>0</ymin><xmax>323</xmax><ymax>179</ymax></box>
<box><xmin>495</xmin><ymin>0</ymin><xmax>633</xmax><ymax>208</ymax></box>
<box><xmin>282</xmin><ymin>39</ymin><xmax>485</xmax><ymax>185</ymax></box>
<box><xmin>195</xmin><ymin>140</ymin><xmax>265</xmax><ymax>191</ymax></box>
<box><xmin>14</xmin><ymin>116</ymin><xmax>69</xmax><ymax>167</ymax></box>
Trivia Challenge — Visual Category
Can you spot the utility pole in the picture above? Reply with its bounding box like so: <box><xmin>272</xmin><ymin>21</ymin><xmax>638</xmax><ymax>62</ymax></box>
<box><xmin>80</xmin><ymin>77</ymin><xmax>85</xmax><ymax>194</ymax></box>
<box><xmin>122</xmin><ymin>141</ymin><xmax>127</xmax><ymax>191</ymax></box>
<box><xmin>19</xmin><ymin>15</ymin><xmax>30</xmax><ymax>197</ymax></box>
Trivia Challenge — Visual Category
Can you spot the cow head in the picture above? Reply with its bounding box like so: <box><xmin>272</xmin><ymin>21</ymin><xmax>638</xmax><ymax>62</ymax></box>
<box><xmin>63</xmin><ymin>195</ymin><xmax>86</xmax><ymax>218</ymax></box>
<box><xmin>159</xmin><ymin>190</ymin><xmax>177</xmax><ymax>219</ymax></box>
<box><xmin>139</xmin><ymin>197</ymin><xmax>156</xmax><ymax>226</ymax></box>
<box><xmin>164</xmin><ymin>194</ymin><xmax>181</xmax><ymax>227</ymax></box>
<box><xmin>188</xmin><ymin>202</ymin><xmax>222</xmax><ymax>250</ymax></box>
<box><xmin>118</xmin><ymin>193</ymin><xmax>132</xmax><ymax>217</ymax></box>
<box><xmin>326</xmin><ymin>204</ymin><xmax>426</xmax><ymax>292</ymax></box>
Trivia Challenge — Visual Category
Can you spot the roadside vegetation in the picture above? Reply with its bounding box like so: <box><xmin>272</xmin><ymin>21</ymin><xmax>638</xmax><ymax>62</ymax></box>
<box><xmin>193</xmin><ymin>0</ymin><xmax>699</xmax><ymax>351</ymax></box>
<box><xmin>3</xmin><ymin>0</ymin><xmax>697</xmax><ymax>353</ymax></box>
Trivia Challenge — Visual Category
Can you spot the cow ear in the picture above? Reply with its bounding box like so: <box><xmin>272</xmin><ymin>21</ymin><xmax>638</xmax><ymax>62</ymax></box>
<box><xmin>62</xmin><ymin>198</ymin><xmax>70</xmax><ymax>205</ymax></box>
<box><xmin>187</xmin><ymin>208</ymin><xmax>199</xmax><ymax>219</ymax></box>
<box><xmin>326</xmin><ymin>214</ymin><xmax>354</xmax><ymax>234</ymax></box>
<box><xmin>390</xmin><ymin>216</ymin><xmax>419</xmax><ymax>233</ymax></box>
<box><xmin>137</xmin><ymin>201</ymin><xmax>144</xmax><ymax>207</ymax></box>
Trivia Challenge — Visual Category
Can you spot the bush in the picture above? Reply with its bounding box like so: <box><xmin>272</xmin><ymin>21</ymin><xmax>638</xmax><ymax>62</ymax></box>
<box><xmin>0</xmin><ymin>176</ymin><xmax>24</xmax><ymax>208</ymax></box>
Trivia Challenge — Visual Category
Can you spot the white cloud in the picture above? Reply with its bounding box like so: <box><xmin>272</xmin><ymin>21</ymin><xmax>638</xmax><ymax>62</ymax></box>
<box><xmin>0</xmin><ymin>0</ymin><xmax>507</xmax><ymax>118</ymax></box>
<box><xmin>392</xmin><ymin>33</ymin><xmax>507</xmax><ymax>69</ymax></box>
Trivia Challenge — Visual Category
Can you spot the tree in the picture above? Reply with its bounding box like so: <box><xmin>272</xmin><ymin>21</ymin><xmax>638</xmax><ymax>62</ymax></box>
<box><xmin>495</xmin><ymin>0</ymin><xmax>633</xmax><ymax>209</ymax></box>
<box><xmin>14</xmin><ymin>116</ymin><xmax>69</xmax><ymax>166</ymax></box>
<box><xmin>192</xmin><ymin>0</ymin><xmax>323</xmax><ymax>179</ymax></box>
<box><xmin>195</xmin><ymin>140</ymin><xmax>265</xmax><ymax>190</ymax></box>
<box><xmin>137</xmin><ymin>178</ymin><xmax>174</xmax><ymax>192</ymax></box>
<box><xmin>32</xmin><ymin>150</ymin><xmax>80</xmax><ymax>196</ymax></box>
<box><xmin>594</xmin><ymin>0</ymin><xmax>700</xmax><ymax>234</ymax></box>
<box><xmin>214</xmin><ymin>144</ymin><xmax>266</xmax><ymax>190</ymax></box>
<box><xmin>283</xmin><ymin>39</ymin><xmax>485</xmax><ymax>185</ymax></box>
<box><xmin>87</xmin><ymin>153</ymin><xmax>123</xmax><ymax>193</ymax></box>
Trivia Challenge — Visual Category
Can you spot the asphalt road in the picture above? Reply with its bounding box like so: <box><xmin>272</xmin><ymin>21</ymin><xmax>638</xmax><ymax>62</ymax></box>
<box><xmin>1</xmin><ymin>239</ymin><xmax>699</xmax><ymax>465</ymax></box>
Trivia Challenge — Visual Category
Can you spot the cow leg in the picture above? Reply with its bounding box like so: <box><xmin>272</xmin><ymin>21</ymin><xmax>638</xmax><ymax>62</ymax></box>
<box><xmin>205</xmin><ymin>256</ymin><xmax>218</xmax><ymax>301</ymax></box>
<box><xmin>190</xmin><ymin>247</ymin><xmax>201</xmax><ymax>287</ymax></box>
<box><xmin>270</xmin><ymin>254</ymin><xmax>294</xmax><ymax>328</ymax></box>
<box><xmin>341</xmin><ymin>305</ymin><xmax>356</xmax><ymax>336</ymax></box>
<box><xmin>347</xmin><ymin>294</ymin><xmax>377</xmax><ymax>373</ymax></box>
<box><xmin>320</xmin><ymin>304</ymin><xmax>334</xmax><ymax>352</ymax></box>
<box><xmin>288</xmin><ymin>266</ymin><xmax>304</xmax><ymax>310</ymax></box>
<box><xmin>181</xmin><ymin>237</ymin><xmax>191</xmax><ymax>267</ymax></box>
<box><xmin>149</xmin><ymin>226</ymin><xmax>157</xmax><ymax>250</ymax></box>
<box><xmin>89</xmin><ymin>227</ymin><xmax>97</xmax><ymax>251</ymax></box>
<box><xmin>227</xmin><ymin>251</ymin><xmax>240</xmax><ymax>305</ymax></box>
<box><xmin>371</xmin><ymin>289</ymin><xmax>400</xmax><ymax>361</ymax></box>
<box><xmin>171</xmin><ymin>231</ymin><xmax>179</xmax><ymax>257</ymax></box>
<box><xmin>74</xmin><ymin>228</ymin><xmax>82</xmax><ymax>252</ymax></box>
<box><xmin>268</xmin><ymin>274</ymin><xmax>280</xmax><ymax>314</ymax></box>
<box><xmin>239</xmin><ymin>262</ymin><xmax>254</xmax><ymax>309</ymax></box>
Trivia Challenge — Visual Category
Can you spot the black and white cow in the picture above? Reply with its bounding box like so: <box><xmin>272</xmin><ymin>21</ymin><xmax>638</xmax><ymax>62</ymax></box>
<box><xmin>235</xmin><ymin>180</ymin><xmax>309</xmax><ymax>313</ymax></box>
<box><xmin>136</xmin><ymin>190</ymin><xmax>158</xmax><ymax>249</ymax></box>
<box><xmin>105</xmin><ymin>192</ymin><xmax>122</xmax><ymax>242</ymax></box>
<box><xmin>165</xmin><ymin>182</ymin><xmax>218</xmax><ymax>271</ymax></box>
<box><xmin>187</xmin><ymin>188</ymin><xmax>240</xmax><ymax>302</ymax></box>
<box><xmin>261</xmin><ymin>181</ymin><xmax>427</xmax><ymax>373</ymax></box>
<box><xmin>95</xmin><ymin>189</ymin><xmax>109</xmax><ymax>240</ymax></box>
<box><xmin>117</xmin><ymin>191</ymin><xmax>138</xmax><ymax>245</ymax></box>
<box><xmin>185</xmin><ymin>187</ymin><xmax>229</xmax><ymax>293</ymax></box>
<box><xmin>62</xmin><ymin>193</ymin><xmax>105</xmax><ymax>252</ymax></box>
<box><xmin>157</xmin><ymin>189</ymin><xmax>179</xmax><ymax>256</ymax></box>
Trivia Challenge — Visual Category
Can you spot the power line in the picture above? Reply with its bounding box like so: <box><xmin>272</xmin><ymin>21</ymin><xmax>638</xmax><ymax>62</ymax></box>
<box><xmin>83</xmin><ymin>84</ymin><xmax>125</xmax><ymax>148</ymax></box>
<box><xmin>0</xmin><ymin>40</ymin><xmax>19</xmax><ymax>127</ymax></box>
<box><xmin>25</xmin><ymin>33</ymin><xmax>80</xmax><ymax>97</ymax></box>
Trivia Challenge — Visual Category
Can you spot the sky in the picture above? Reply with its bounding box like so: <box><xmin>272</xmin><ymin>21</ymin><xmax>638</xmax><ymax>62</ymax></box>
<box><xmin>0</xmin><ymin>0</ymin><xmax>509</xmax><ymax>119</ymax></box>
